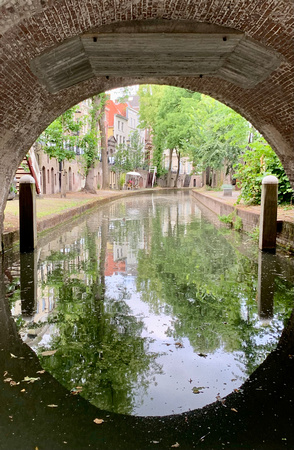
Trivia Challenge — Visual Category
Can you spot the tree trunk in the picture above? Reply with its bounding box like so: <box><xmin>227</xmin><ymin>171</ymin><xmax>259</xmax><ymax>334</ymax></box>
<box><xmin>99</xmin><ymin>100</ymin><xmax>109</xmax><ymax>190</ymax></box>
<box><xmin>167</xmin><ymin>148</ymin><xmax>173</xmax><ymax>187</ymax></box>
<box><xmin>83</xmin><ymin>167</ymin><xmax>96</xmax><ymax>193</ymax></box>
<box><xmin>205</xmin><ymin>166</ymin><xmax>211</xmax><ymax>186</ymax></box>
<box><xmin>174</xmin><ymin>150</ymin><xmax>180</xmax><ymax>187</ymax></box>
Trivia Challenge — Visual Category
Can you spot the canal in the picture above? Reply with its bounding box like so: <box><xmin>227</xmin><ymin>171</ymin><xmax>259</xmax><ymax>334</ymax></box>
<box><xmin>1</xmin><ymin>191</ymin><xmax>294</xmax><ymax>449</ymax></box>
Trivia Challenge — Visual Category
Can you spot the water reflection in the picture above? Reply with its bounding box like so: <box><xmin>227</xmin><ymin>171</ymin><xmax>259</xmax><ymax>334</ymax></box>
<box><xmin>257</xmin><ymin>252</ymin><xmax>274</xmax><ymax>322</ymax></box>
<box><xmin>5</xmin><ymin>192</ymin><xmax>294</xmax><ymax>417</ymax></box>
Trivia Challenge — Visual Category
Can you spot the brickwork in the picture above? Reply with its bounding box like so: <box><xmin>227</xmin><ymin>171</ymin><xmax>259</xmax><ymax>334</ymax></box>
<box><xmin>0</xmin><ymin>1</ymin><xmax>293</xmax><ymax>237</ymax></box>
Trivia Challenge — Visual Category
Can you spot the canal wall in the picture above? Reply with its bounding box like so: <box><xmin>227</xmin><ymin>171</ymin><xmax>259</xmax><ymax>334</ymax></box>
<box><xmin>192</xmin><ymin>190</ymin><xmax>294</xmax><ymax>252</ymax></box>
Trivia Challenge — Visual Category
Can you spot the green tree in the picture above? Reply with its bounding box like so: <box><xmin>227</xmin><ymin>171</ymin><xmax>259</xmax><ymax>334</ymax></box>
<box><xmin>139</xmin><ymin>85</ymin><xmax>199</xmax><ymax>185</ymax></box>
<box><xmin>39</xmin><ymin>106</ymin><xmax>81</xmax><ymax>163</ymax></box>
<box><xmin>80</xmin><ymin>94</ymin><xmax>107</xmax><ymax>193</ymax></box>
<box><xmin>154</xmin><ymin>87</ymin><xmax>200</xmax><ymax>186</ymax></box>
<box><xmin>185</xmin><ymin>95</ymin><xmax>249</xmax><ymax>184</ymax></box>
<box><xmin>112</xmin><ymin>129</ymin><xmax>144</xmax><ymax>174</ymax></box>
<box><xmin>38</xmin><ymin>106</ymin><xmax>82</xmax><ymax>194</ymax></box>
<box><xmin>139</xmin><ymin>85</ymin><xmax>250</xmax><ymax>186</ymax></box>
<box><xmin>138</xmin><ymin>84</ymin><xmax>165</xmax><ymax>175</ymax></box>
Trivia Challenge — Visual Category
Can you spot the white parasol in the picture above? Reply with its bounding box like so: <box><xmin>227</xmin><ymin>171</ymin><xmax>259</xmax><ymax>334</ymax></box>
<box><xmin>126</xmin><ymin>171</ymin><xmax>142</xmax><ymax>177</ymax></box>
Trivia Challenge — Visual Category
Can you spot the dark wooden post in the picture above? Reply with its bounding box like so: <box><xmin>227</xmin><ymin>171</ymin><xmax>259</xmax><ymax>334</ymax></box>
<box><xmin>259</xmin><ymin>175</ymin><xmax>278</xmax><ymax>251</ymax></box>
<box><xmin>19</xmin><ymin>175</ymin><xmax>37</xmax><ymax>253</ymax></box>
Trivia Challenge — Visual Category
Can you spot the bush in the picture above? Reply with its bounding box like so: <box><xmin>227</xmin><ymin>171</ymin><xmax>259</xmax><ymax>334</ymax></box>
<box><xmin>219</xmin><ymin>209</ymin><xmax>243</xmax><ymax>231</ymax></box>
<box><xmin>234</xmin><ymin>137</ymin><xmax>293</xmax><ymax>205</ymax></box>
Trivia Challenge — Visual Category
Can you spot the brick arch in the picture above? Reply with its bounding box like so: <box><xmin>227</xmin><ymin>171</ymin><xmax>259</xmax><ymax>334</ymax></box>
<box><xmin>0</xmin><ymin>1</ymin><xmax>293</xmax><ymax>235</ymax></box>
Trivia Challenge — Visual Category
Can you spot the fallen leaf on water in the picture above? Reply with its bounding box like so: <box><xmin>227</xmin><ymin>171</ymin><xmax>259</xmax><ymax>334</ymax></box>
<box><xmin>192</xmin><ymin>386</ymin><xmax>205</xmax><ymax>394</ymax></box>
<box><xmin>171</xmin><ymin>443</ymin><xmax>180</xmax><ymax>448</ymax></box>
<box><xmin>41</xmin><ymin>350</ymin><xmax>57</xmax><ymax>357</ymax></box>
<box><xmin>10</xmin><ymin>353</ymin><xmax>17</xmax><ymax>358</ymax></box>
<box><xmin>151</xmin><ymin>441</ymin><xmax>160</xmax><ymax>444</ymax></box>
<box><xmin>71</xmin><ymin>386</ymin><xmax>83</xmax><ymax>395</ymax></box>
<box><xmin>10</xmin><ymin>380</ymin><xmax>20</xmax><ymax>386</ymax></box>
<box><xmin>21</xmin><ymin>389</ymin><xmax>26</xmax><ymax>392</ymax></box>
<box><xmin>47</xmin><ymin>404</ymin><xmax>58</xmax><ymax>408</ymax></box>
<box><xmin>23</xmin><ymin>376</ymin><xmax>40</xmax><ymax>383</ymax></box>
<box><xmin>36</xmin><ymin>370</ymin><xmax>45</xmax><ymax>374</ymax></box>
<box><xmin>175</xmin><ymin>342</ymin><xmax>184</xmax><ymax>348</ymax></box>
<box><xmin>231</xmin><ymin>408</ymin><xmax>238</xmax><ymax>413</ymax></box>
<box><xmin>4</xmin><ymin>378</ymin><xmax>12</xmax><ymax>383</ymax></box>
<box><xmin>93</xmin><ymin>418</ymin><xmax>104</xmax><ymax>425</ymax></box>
<box><xmin>3</xmin><ymin>371</ymin><xmax>8</xmax><ymax>377</ymax></box>
<box><xmin>198</xmin><ymin>353</ymin><xmax>207</xmax><ymax>358</ymax></box>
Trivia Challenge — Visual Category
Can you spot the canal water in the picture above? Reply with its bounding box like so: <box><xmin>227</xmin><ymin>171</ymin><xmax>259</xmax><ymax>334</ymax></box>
<box><xmin>4</xmin><ymin>192</ymin><xmax>294</xmax><ymax>419</ymax></box>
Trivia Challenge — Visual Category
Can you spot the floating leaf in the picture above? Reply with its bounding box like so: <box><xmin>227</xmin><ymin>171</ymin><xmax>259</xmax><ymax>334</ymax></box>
<box><xmin>21</xmin><ymin>389</ymin><xmax>26</xmax><ymax>393</ymax></box>
<box><xmin>4</xmin><ymin>378</ymin><xmax>12</xmax><ymax>383</ymax></box>
<box><xmin>197</xmin><ymin>353</ymin><xmax>207</xmax><ymax>358</ymax></box>
<box><xmin>23</xmin><ymin>376</ymin><xmax>40</xmax><ymax>383</ymax></box>
<box><xmin>171</xmin><ymin>443</ymin><xmax>180</xmax><ymax>448</ymax></box>
<box><xmin>10</xmin><ymin>380</ymin><xmax>20</xmax><ymax>386</ymax></box>
<box><xmin>192</xmin><ymin>386</ymin><xmax>205</xmax><ymax>394</ymax></box>
<box><xmin>48</xmin><ymin>404</ymin><xmax>58</xmax><ymax>408</ymax></box>
<box><xmin>93</xmin><ymin>418</ymin><xmax>104</xmax><ymax>425</ymax></box>
<box><xmin>10</xmin><ymin>353</ymin><xmax>17</xmax><ymax>358</ymax></box>
<box><xmin>41</xmin><ymin>350</ymin><xmax>57</xmax><ymax>357</ymax></box>
<box><xmin>37</xmin><ymin>370</ymin><xmax>46</xmax><ymax>374</ymax></box>
<box><xmin>71</xmin><ymin>386</ymin><xmax>83</xmax><ymax>395</ymax></box>
<box><xmin>231</xmin><ymin>408</ymin><xmax>238</xmax><ymax>413</ymax></box>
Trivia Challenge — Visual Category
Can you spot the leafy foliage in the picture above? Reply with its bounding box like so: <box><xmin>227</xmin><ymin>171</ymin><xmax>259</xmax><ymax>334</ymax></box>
<box><xmin>235</xmin><ymin>134</ymin><xmax>293</xmax><ymax>205</ymax></box>
<box><xmin>138</xmin><ymin>85</ymin><xmax>249</xmax><ymax>180</ymax></box>
<box><xmin>112</xmin><ymin>129</ymin><xmax>144</xmax><ymax>173</ymax></box>
<box><xmin>38</xmin><ymin>106</ymin><xmax>82</xmax><ymax>163</ymax></box>
<box><xmin>186</xmin><ymin>96</ymin><xmax>249</xmax><ymax>175</ymax></box>
<box><xmin>80</xmin><ymin>94</ymin><xmax>107</xmax><ymax>177</ymax></box>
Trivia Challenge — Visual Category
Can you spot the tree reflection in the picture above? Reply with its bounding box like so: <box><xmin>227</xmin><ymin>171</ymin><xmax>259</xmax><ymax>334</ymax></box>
<box><xmin>37</xmin><ymin>218</ymin><xmax>161</xmax><ymax>415</ymax></box>
<box><xmin>136</xmin><ymin>212</ymin><xmax>293</xmax><ymax>374</ymax></box>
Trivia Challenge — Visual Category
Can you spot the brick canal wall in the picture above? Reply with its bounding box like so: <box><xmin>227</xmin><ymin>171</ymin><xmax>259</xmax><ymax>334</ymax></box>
<box><xmin>192</xmin><ymin>190</ymin><xmax>294</xmax><ymax>252</ymax></box>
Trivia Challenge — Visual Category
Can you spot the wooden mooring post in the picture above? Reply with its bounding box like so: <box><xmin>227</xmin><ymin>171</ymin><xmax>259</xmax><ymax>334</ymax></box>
<box><xmin>259</xmin><ymin>175</ymin><xmax>279</xmax><ymax>251</ymax></box>
<box><xmin>19</xmin><ymin>175</ymin><xmax>37</xmax><ymax>253</ymax></box>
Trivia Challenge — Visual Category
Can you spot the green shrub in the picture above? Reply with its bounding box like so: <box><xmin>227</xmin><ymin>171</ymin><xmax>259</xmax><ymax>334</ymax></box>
<box><xmin>219</xmin><ymin>209</ymin><xmax>243</xmax><ymax>231</ymax></box>
<box><xmin>234</xmin><ymin>137</ymin><xmax>293</xmax><ymax>205</ymax></box>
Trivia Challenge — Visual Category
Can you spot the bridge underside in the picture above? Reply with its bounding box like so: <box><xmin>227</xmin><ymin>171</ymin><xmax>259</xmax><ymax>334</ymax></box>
<box><xmin>31</xmin><ymin>21</ymin><xmax>281</xmax><ymax>93</ymax></box>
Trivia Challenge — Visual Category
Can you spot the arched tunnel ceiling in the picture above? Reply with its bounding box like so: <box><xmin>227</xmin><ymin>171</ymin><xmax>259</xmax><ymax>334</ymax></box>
<box><xmin>30</xmin><ymin>21</ymin><xmax>282</xmax><ymax>93</ymax></box>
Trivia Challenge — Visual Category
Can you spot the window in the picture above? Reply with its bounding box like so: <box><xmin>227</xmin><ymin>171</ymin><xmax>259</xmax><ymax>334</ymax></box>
<box><xmin>123</xmin><ymin>137</ymin><xmax>125</xmax><ymax>144</ymax></box>
<box><xmin>121</xmin><ymin>122</ymin><xmax>124</xmax><ymax>131</ymax></box>
<box><xmin>118</xmin><ymin>121</ymin><xmax>120</xmax><ymax>130</ymax></box>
